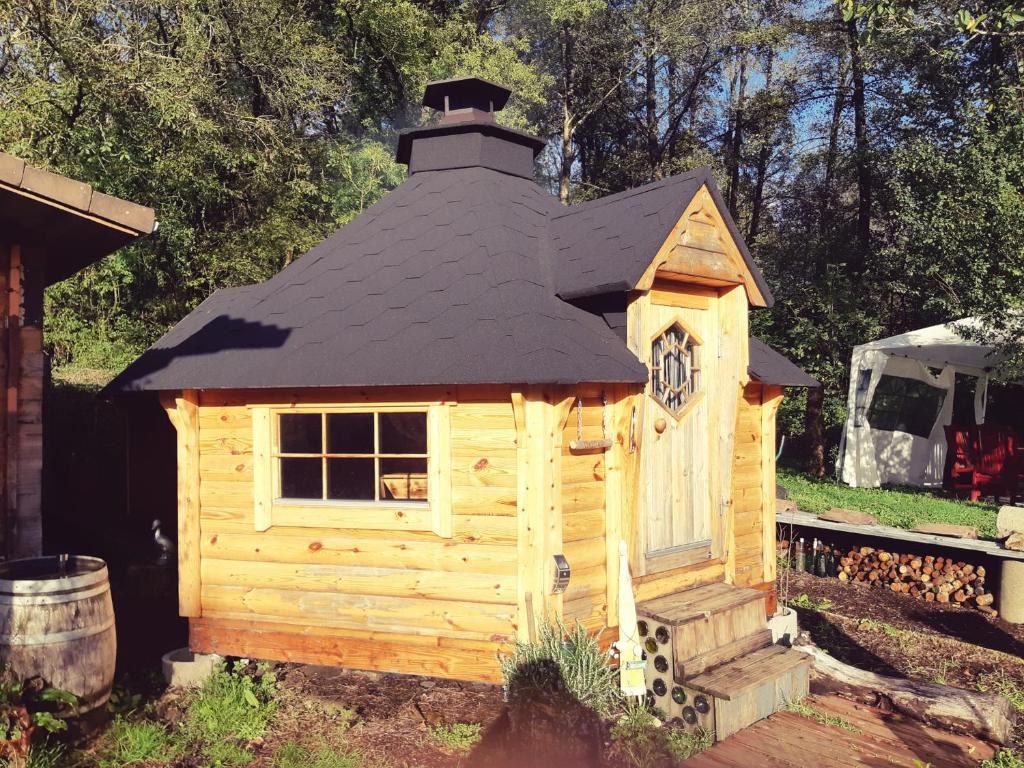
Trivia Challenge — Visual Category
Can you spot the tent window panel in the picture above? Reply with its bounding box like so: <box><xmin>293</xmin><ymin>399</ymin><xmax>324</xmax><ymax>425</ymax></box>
<box><xmin>952</xmin><ymin>373</ymin><xmax>978</xmax><ymax>426</ymax></box>
<box><xmin>854</xmin><ymin>369</ymin><xmax>872</xmax><ymax>427</ymax></box>
<box><xmin>867</xmin><ymin>375</ymin><xmax>944</xmax><ymax>438</ymax></box>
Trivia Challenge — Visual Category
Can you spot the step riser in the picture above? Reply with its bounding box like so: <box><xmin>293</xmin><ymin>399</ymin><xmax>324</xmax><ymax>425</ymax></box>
<box><xmin>678</xmin><ymin>628</ymin><xmax>773</xmax><ymax>680</ymax></box>
<box><xmin>672</xmin><ymin>600</ymin><xmax>768</xmax><ymax>674</ymax></box>
<box><xmin>714</xmin><ymin>663</ymin><xmax>809</xmax><ymax>741</ymax></box>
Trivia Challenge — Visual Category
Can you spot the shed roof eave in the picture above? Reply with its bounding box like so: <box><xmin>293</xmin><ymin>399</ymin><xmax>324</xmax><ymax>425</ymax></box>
<box><xmin>0</xmin><ymin>153</ymin><xmax>156</xmax><ymax>237</ymax></box>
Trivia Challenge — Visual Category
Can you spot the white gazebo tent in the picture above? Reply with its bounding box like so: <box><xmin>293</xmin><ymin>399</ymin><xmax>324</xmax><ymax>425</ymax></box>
<box><xmin>838</xmin><ymin>317</ymin><xmax>1006</xmax><ymax>488</ymax></box>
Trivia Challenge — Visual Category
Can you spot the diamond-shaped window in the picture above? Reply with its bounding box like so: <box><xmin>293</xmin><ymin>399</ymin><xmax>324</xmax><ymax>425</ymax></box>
<box><xmin>651</xmin><ymin>323</ymin><xmax>700</xmax><ymax>414</ymax></box>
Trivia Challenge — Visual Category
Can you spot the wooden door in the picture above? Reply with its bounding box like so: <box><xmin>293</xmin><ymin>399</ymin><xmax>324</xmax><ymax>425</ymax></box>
<box><xmin>634</xmin><ymin>284</ymin><xmax>720</xmax><ymax>574</ymax></box>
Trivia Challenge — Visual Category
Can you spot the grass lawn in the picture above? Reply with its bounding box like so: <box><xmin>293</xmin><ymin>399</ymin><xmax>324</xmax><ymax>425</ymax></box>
<box><xmin>777</xmin><ymin>468</ymin><xmax>1001</xmax><ymax>539</ymax></box>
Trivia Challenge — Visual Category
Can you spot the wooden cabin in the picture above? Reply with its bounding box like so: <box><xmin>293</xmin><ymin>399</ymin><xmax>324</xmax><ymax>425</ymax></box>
<box><xmin>0</xmin><ymin>153</ymin><xmax>155</xmax><ymax>558</ymax></box>
<box><xmin>110</xmin><ymin>78</ymin><xmax>817</xmax><ymax>737</ymax></box>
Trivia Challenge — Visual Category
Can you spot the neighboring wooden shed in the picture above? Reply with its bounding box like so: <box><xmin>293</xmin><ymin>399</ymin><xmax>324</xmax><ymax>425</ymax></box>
<box><xmin>0</xmin><ymin>154</ymin><xmax>155</xmax><ymax>558</ymax></box>
<box><xmin>109</xmin><ymin>78</ymin><xmax>816</xmax><ymax>737</ymax></box>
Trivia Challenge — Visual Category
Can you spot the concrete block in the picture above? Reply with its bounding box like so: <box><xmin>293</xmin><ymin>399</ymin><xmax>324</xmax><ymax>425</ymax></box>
<box><xmin>1000</xmin><ymin>560</ymin><xmax>1024</xmax><ymax>624</ymax></box>
<box><xmin>997</xmin><ymin>506</ymin><xmax>1024</xmax><ymax>538</ymax></box>
<box><xmin>768</xmin><ymin>606</ymin><xmax>799</xmax><ymax>646</ymax></box>
<box><xmin>161</xmin><ymin>647</ymin><xmax>221</xmax><ymax>688</ymax></box>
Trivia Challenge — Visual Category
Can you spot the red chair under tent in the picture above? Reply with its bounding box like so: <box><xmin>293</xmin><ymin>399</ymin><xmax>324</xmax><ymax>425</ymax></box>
<box><xmin>944</xmin><ymin>423</ymin><xmax>1022</xmax><ymax>503</ymax></box>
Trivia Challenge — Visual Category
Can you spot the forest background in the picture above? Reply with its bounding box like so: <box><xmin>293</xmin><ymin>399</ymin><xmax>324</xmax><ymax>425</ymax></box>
<box><xmin>2</xmin><ymin>0</ymin><xmax>1022</xmax><ymax>474</ymax></box>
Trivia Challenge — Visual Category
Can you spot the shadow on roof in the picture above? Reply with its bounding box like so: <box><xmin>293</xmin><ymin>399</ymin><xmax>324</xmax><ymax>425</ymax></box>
<box><xmin>103</xmin><ymin>315</ymin><xmax>291</xmax><ymax>395</ymax></box>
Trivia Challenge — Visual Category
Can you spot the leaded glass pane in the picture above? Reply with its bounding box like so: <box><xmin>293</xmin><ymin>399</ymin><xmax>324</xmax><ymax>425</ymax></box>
<box><xmin>650</xmin><ymin>324</ymin><xmax>700</xmax><ymax>414</ymax></box>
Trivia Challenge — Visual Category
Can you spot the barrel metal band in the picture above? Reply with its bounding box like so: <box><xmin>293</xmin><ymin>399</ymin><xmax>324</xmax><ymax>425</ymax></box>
<box><xmin>0</xmin><ymin>582</ymin><xmax>110</xmax><ymax>606</ymax></box>
<box><xmin>0</xmin><ymin>615</ymin><xmax>115</xmax><ymax>646</ymax></box>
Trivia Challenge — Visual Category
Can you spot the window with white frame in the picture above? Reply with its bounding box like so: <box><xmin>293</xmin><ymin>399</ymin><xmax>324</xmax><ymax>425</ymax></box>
<box><xmin>275</xmin><ymin>411</ymin><xmax>428</xmax><ymax>503</ymax></box>
<box><xmin>251</xmin><ymin>404</ymin><xmax>451</xmax><ymax>536</ymax></box>
<box><xmin>651</xmin><ymin>323</ymin><xmax>701</xmax><ymax>415</ymax></box>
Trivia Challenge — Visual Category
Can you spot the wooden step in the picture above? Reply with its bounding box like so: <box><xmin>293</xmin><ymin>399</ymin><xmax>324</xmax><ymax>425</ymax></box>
<box><xmin>638</xmin><ymin>583</ymin><xmax>770</xmax><ymax>674</ymax></box>
<box><xmin>692</xmin><ymin>647</ymin><xmax>812</xmax><ymax>741</ymax></box>
<box><xmin>677</xmin><ymin>628</ymin><xmax>772</xmax><ymax>680</ymax></box>
<box><xmin>687</xmin><ymin>645</ymin><xmax>810</xmax><ymax>701</ymax></box>
<box><xmin>638</xmin><ymin>582</ymin><xmax>767</xmax><ymax>627</ymax></box>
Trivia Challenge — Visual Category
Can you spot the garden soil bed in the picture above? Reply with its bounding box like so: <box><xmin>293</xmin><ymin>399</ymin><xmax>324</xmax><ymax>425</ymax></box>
<box><xmin>782</xmin><ymin>568</ymin><xmax>1024</xmax><ymax>745</ymax></box>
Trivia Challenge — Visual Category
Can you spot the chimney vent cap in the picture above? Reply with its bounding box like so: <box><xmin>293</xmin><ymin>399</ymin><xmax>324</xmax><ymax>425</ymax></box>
<box><xmin>423</xmin><ymin>77</ymin><xmax>512</xmax><ymax>114</ymax></box>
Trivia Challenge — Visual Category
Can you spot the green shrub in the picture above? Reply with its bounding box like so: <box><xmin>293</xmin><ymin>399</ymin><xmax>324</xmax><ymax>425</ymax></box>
<box><xmin>0</xmin><ymin>671</ymin><xmax>78</xmax><ymax>744</ymax></box>
<box><xmin>0</xmin><ymin>743</ymin><xmax>65</xmax><ymax>768</ymax></box>
<box><xmin>664</xmin><ymin>726</ymin><xmax>714</xmax><ymax>761</ymax></box>
<box><xmin>976</xmin><ymin>672</ymin><xmax>1024</xmax><ymax>714</ymax></box>
<box><xmin>273</xmin><ymin>742</ymin><xmax>362</xmax><ymax>768</ymax></box>
<box><xmin>609</xmin><ymin>701</ymin><xmax>663</xmax><ymax>767</ymax></box>
<box><xmin>98</xmin><ymin>717</ymin><xmax>177</xmax><ymax>767</ymax></box>
<box><xmin>500</xmin><ymin>619</ymin><xmax>621</xmax><ymax>718</ymax></box>
<box><xmin>608</xmin><ymin>700</ymin><xmax>712</xmax><ymax>767</ymax></box>
<box><xmin>200</xmin><ymin>740</ymin><xmax>256</xmax><ymax>767</ymax></box>
<box><xmin>177</xmin><ymin>660</ymin><xmax>278</xmax><ymax>766</ymax></box>
<box><xmin>786</xmin><ymin>699</ymin><xmax>860</xmax><ymax>732</ymax></box>
<box><xmin>982</xmin><ymin>751</ymin><xmax>1024</xmax><ymax>768</ymax></box>
<box><xmin>429</xmin><ymin>722</ymin><xmax>482</xmax><ymax>750</ymax></box>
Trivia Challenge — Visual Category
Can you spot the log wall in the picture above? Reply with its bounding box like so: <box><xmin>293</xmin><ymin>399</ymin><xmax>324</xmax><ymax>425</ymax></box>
<box><xmin>187</xmin><ymin>385</ymin><xmax>521</xmax><ymax>682</ymax></box>
<box><xmin>730</xmin><ymin>382</ymin><xmax>783</xmax><ymax>595</ymax></box>
<box><xmin>561</xmin><ymin>395</ymin><xmax>608</xmax><ymax>631</ymax></box>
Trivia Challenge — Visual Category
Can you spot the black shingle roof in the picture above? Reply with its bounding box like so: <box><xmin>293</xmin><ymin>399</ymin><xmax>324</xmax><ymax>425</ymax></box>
<box><xmin>749</xmin><ymin>337</ymin><xmax>819</xmax><ymax>387</ymax></box>
<box><xmin>107</xmin><ymin>166</ymin><xmax>649</xmax><ymax>392</ymax></box>
<box><xmin>549</xmin><ymin>169</ymin><xmax>773</xmax><ymax>305</ymax></box>
<box><xmin>107</xmin><ymin>79</ymin><xmax>775</xmax><ymax>394</ymax></box>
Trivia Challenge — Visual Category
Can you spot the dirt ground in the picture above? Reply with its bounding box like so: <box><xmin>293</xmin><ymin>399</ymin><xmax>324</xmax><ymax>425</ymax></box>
<box><xmin>69</xmin><ymin>568</ymin><xmax>1024</xmax><ymax>766</ymax></box>
<box><xmin>782</xmin><ymin>567</ymin><xmax>1024</xmax><ymax>745</ymax></box>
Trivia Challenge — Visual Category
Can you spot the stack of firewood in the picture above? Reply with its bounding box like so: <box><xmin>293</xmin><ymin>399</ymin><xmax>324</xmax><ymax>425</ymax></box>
<box><xmin>837</xmin><ymin>547</ymin><xmax>993</xmax><ymax>612</ymax></box>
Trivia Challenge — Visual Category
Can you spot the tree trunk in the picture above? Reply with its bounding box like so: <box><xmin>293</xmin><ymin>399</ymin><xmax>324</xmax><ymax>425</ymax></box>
<box><xmin>846</xmin><ymin>17</ymin><xmax>870</xmax><ymax>271</ymax></box>
<box><xmin>646</xmin><ymin>51</ymin><xmax>660</xmax><ymax>180</ymax></box>
<box><xmin>800</xmin><ymin>645</ymin><xmax>1015</xmax><ymax>746</ymax></box>
<box><xmin>725</xmin><ymin>54</ymin><xmax>747</xmax><ymax>218</ymax></box>
<box><xmin>818</xmin><ymin>53</ymin><xmax>848</xmax><ymax>277</ymax></box>
<box><xmin>748</xmin><ymin>51</ymin><xmax>775</xmax><ymax>244</ymax></box>
<box><xmin>805</xmin><ymin>385</ymin><xmax>826</xmax><ymax>477</ymax></box>
<box><xmin>666</xmin><ymin>57</ymin><xmax>677</xmax><ymax>161</ymax></box>
<box><xmin>560</xmin><ymin>24</ymin><xmax>575</xmax><ymax>205</ymax></box>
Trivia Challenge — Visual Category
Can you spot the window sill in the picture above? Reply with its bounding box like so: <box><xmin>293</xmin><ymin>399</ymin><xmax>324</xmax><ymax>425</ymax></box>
<box><xmin>269</xmin><ymin>500</ymin><xmax>434</xmax><ymax>532</ymax></box>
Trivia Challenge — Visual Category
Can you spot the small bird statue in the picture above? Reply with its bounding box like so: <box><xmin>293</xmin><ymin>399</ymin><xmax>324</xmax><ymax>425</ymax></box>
<box><xmin>152</xmin><ymin>518</ymin><xmax>175</xmax><ymax>566</ymax></box>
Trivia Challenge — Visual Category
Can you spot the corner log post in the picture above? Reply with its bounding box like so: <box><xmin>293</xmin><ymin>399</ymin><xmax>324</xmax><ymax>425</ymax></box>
<box><xmin>800</xmin><ymin>644</ymin><xmax>1015</xmax><ymax>745</ymax></box>
<box><xmin>160</xmin><ymin>389</ymin><xmax>202</xmax><ymax>618</ymax></box>
<box><xmin>604</xmin><ymin>386</ymin><xmax>644</xmax><ymax>629</ymax></box>
<box><xmin>512</xmin><ymin>387</ymin><xmax>573</xmax><ymax>641</ymax></box>
<box><xmin>760</xmin><ymin>384</ymin><xmax>784</xmax><ymax>589</ymax></box>
<box><xmin>717</xmin><ymin>283</ymin><xmax>748</xmax><ymax>584</ymax></box>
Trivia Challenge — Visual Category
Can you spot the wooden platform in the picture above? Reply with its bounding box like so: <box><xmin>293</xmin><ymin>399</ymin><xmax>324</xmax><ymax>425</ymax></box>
<box><xmin>778</xmin><ymin>509</ymin><xmax>1024</xmax><ymax>561</ymax></box>
<box><xmin>686</xmin><ymin>694</ymin><xmax>999</xmax><ymax>767</ymax></box>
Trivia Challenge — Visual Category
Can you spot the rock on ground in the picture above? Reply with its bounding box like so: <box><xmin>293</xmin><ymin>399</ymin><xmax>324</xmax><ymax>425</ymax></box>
<box><xmin>820</xmin><ymin>508</ymin><xmax>877</xmax><ymax>525</ymax></box>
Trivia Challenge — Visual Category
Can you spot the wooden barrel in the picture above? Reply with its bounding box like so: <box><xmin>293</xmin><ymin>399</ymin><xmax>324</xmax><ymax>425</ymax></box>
<box><xmin>0</xmin><ymin>556</ymin><xmax>116</xmax><ymax>714</ymax></box>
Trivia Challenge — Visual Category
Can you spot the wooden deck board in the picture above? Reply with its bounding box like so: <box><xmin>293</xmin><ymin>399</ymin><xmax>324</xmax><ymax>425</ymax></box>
<box><xmin>687</xmin><ymin>695</ymin><xmax>997</xmax><ymax>767</ymax></box>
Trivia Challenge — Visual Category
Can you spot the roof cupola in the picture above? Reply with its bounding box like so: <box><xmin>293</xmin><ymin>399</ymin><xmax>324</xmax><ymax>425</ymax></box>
<box><xmin>396</xmin><ymin>76</ymin><xmax>545</xmax><ymax>179</ymax></box>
